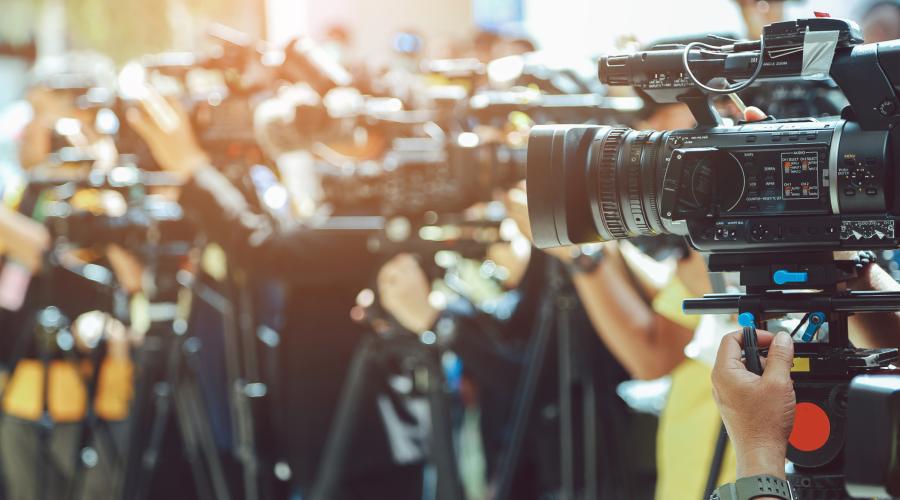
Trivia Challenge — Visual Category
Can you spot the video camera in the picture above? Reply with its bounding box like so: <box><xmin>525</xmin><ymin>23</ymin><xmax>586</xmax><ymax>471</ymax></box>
<box><xmin>527</xmin><ymin>17</ymin><xmax>900</xmax><ymax>252</ymax></box>
<box><xmin>319</xmin><ymin>135</ymin><xmax>523</xmax><ymax>219</ymax></box>
<box><xmin>525</xmin><ymin>17</ymin><xmax>900</xmax><ymax>498</ymax></box>
<box><xmin>33</xmin><ymin>163</ymin><xmax>193</xmax><ymax>257</ymax></box>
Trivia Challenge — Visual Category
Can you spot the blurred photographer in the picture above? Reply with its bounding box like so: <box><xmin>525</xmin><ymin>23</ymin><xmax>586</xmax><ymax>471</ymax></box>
<box><xmin>0</xmin><ymin>52</ymin><xmax>143</xmax><ymax>500</ymax></box>
<box><xmin>509</xmin><ymin>188</ymin><xmax>736</xmax><ymax>499</ymax></box>
<box><xmin>861</xmin><ymin>0</ymin><xmax>900</xmax><ymax>43</ymax></box>
<box><xmin>18</xmin><ymin>52</ymin><xmax>119</xmax><ymax>171</ymax></box>
<box><xmin>377</xmin><ymin>189</ymin><xmax>655</xmax><ymax>500</ymax></box>
<box><xmin>126</xmin><ymin>94</ymin><xmax>425</xmax><ymax>498</ymax></box>
<box><xmin>0</xmin><ymin>189</ymin><xmax>136</xmax><ymax>500</ymax></box>
<box><xmin>0</xmin><ymin>204</ymin><xmax>48</xmax><ymax>275</ymax></box>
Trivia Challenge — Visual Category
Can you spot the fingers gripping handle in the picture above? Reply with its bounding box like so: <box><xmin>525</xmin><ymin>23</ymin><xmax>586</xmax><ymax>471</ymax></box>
<box><xmin>742</xmin><ymin>326</ymin><xmax>764</xmax><ymax>375</ymax></box>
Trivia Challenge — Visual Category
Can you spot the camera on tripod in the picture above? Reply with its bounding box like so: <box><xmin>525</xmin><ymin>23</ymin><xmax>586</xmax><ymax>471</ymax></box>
<box><xmin>36</xmin><ymin>163</ymin><xmax>193</xmax><ymax>257</ymax></box>
<box><xmin>319</xmin><ymin>129</ymin><xmax>524</xmax><ymax>219</ymax></box>
<box><xmin>525</xmin><ymin>16</ymin><xmax>900</xmax><ymax>498</ymax></box>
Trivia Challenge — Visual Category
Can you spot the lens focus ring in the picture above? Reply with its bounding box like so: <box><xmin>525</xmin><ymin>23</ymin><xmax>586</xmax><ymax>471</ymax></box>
<box><xmin>595</xmin><ymin>127</ymin><xmax>629</xmax><ymax>239</ymax></box>
<box><xmin>626</xmin><ymin>131</ymin><xmax>653</xmax><ymax>235</ymax></box>
<box><xmin>643</xmin><ymin>132</ymin><xmax>662</xmax><ymax>232</ymax></box>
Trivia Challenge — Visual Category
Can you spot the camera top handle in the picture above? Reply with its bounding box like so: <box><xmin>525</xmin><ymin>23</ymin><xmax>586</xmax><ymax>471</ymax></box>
<box><xmin>600</xmin><ymin>17</ymin><xmax>900</xmax><ymax>131</ymax></box>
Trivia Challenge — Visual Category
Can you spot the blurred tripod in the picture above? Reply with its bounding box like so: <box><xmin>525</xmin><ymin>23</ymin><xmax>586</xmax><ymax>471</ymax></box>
<box><xmin>309</xmin><ymin>325</ymin><xmax>464</xmax><ymax>500</ymax></box>
<box><xmin>492</xmin><ymin>259</ymin><xmax>625</xmax><ymax>500</ymax></box>
<box><xmin>118</xmin><ymin>257</ymin><xmax>233</xmax><ymax>500</ymax></box>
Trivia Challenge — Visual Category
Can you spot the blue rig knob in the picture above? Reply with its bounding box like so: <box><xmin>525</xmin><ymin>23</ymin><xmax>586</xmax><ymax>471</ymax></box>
<box><xmin>773</xmin><ymin>269</ymin><xmax>808</xmax><ymax>285</ymax></box>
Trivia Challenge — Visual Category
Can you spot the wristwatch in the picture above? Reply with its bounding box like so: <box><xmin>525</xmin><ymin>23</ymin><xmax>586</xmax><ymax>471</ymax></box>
<box><xmin>564</xmin><ymin>244</ymin><xmax>605</xmax><ymax>275</ymax></box>
<box><xmin>711</xmin><ymin>475</ymin><xmax>793</xmax><ymax>500</ymax></box>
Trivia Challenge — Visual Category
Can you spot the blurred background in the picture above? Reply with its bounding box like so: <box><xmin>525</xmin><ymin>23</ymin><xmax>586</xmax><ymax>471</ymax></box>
<box><xmin>0</xmin><ymin>0</ymin><xmax>876</xmax><ymax>184</ymax></box>
<box><xmin>0</xmin><ymin>1</ymin><xmax>897</xmax><ymax>500</ymax></box>
<box><xmin>0</xmin><ymin>0</ymin><xmax>869</xmax><ymax>101</ymax></box>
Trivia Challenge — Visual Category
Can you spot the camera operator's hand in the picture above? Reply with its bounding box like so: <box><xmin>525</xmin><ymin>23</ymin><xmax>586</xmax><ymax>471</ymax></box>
<box><xmin>377</xmin><ymin>253</ymin><xmax>439</xmax><ymax>333</ymax></box>
<box><xmin>126</xmin><ymin>95</ymin><xmax>209</xmax><ymax>177</ymax></box>
<box><xmin>72</xmin><ymin>310</ymin><xmax>131</xmax><ymax>360</ymax></box>
<box><xmin>105</xmin><ymin>243</ymin><xmax>144</xmax><ymax>295</ymax></box>
<box><xmin>504</xmin><ymin>183</ymin><xmax>574</xmax><ymax>262</ymax></box>
<box><xmin>712</xmin><ymin>330</ymin><xmax>795</xmax><ymax>480</ymax></box>
<box><xmin>743</xmin><ymin>106</ymin><xmax>766</xmax><ymax>122</ymax></box>
<box><xmin>0</xmin><ymin>205</ymin><xmax>50</xmax><ymax>273</ymax></box>
<box><xmin>26</xmin><ymin>87</ymin><xmax>88</xmax><ymax>127</ymax></box>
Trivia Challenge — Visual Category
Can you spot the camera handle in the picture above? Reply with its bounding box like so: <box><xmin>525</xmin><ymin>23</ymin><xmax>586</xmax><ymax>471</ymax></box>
<box><xmin>677</xmin><ymin>89</ymin><xmax>724</xmax><ymax>128</ymax></box>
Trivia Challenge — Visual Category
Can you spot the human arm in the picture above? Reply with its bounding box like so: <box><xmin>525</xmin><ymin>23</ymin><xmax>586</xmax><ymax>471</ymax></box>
<box><xmin>376</xmin><ymin>253</ymin><xmax>440</xmax><ymax>333</ymax></box>
<box><xmin>0</xmin><ymin>204</ymin><xmax>50</xmax><ymax>272</ymax></box>
<box><xmin>505</xmin><ymin>182</ymin><xmax>695</xmax><ymax>379</ymax></box>
<box><xmin>847</xmin><ymin>262</ymin><xmax>900</xmax><ymax>349</ymax></box>
<box><xmin>567</xmin><ymin>244</ymin><xmax>694</xmax><ymax>380</ymax></box>
<box><xmin>127</xmin><ymin>92</ymin><xmax>375</xmax><ymax>281</ymax></box>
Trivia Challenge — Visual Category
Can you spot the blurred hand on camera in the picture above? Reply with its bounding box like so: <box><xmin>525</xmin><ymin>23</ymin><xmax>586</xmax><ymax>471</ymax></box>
<box><xmin>503</xmin><ymin>183</ymin><xmax>576</xmax><ymax>261</ymax></box>
<box><xmin>377</xmin><ymin>253</ymin><xmax>439</xmax><ymax>333</ymax></box>
<box><xmin>0</xmin><ymin>206</ymin><xmax>50</xmax><ymax>273</ymax></box>
<box><xmin>712</xmin><ymin>329</ymin><xmax>795</xmax><ymax>479</ymax></box>
<box><xmin>27</xmin><ymin>87</ymin><xmax>86</xmax><ymax>127</ymax></box>
<box><xmin>126</xmin><ymin>94</ymin><xmax>209</xmax><ymax>177</ymax></box>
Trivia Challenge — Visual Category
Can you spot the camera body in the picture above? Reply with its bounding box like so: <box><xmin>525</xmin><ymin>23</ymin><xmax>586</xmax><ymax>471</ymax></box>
<box><xmin>659</xmin><ymin>118</ymin><xmax>892</xmax><ymax>253</ymax></box>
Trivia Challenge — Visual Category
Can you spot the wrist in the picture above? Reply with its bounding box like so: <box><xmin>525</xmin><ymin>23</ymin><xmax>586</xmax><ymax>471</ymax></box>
<box><xmin>107</xmin><ymin>338</ymin><xmax>131</xmax><ymax>360</ymax></box>
<box><xmin>410</xmin><ymin>305</ymin><xmax>440</xmax><ymax>333</ymax></box>
<box><xmin>182</xmin><ymin>152</ymin><xmax>211</xmax><ymax>176</ymax></box>
<box><xmin>735</xmin><ymin>445</ymin><xmax>787</xmax><ymax>480</ymax></box>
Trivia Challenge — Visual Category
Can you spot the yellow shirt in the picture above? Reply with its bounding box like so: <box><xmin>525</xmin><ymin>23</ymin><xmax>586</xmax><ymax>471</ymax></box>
<box><xmin>651</xmin><ymin>277</ymin><xmax>737</xmax><ymax>500</ymax></box>
<box><xmin>2</xmin><ymin>357</ymin><xmax>133</xmax><ymax>422</ymax></box>
<box><xmin>655</xmin><ymin>359</ymin><xmax>736</xmax><ymax>499</ymax></box>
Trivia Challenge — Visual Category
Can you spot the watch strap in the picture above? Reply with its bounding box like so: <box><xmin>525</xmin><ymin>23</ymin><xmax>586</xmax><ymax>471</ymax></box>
<box><xmin>711</xmin><ymin>475</ymin><xmax>792</xmax><ymax>500</ymax></box>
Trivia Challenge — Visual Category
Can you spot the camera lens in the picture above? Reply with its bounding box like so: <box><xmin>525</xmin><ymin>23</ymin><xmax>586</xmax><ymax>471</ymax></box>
<box><xmin>526</xmin><ymin>124</ymin><xmax>669</xmax><ymax>248</ymax></box>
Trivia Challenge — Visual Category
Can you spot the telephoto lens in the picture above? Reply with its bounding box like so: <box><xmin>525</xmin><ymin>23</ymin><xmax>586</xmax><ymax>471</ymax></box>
<box><xmin>526</xmin><ymin>124</ymin><xmax>679</xmax><ymax>249</ymax></box>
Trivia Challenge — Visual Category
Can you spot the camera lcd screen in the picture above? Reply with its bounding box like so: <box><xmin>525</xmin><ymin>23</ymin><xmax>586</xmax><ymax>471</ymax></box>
<box><xmin>728</xmin><ymin>147</ymin><xmax>830</xmax><ymax>215</ymax></box>
<box><xmin>781</xmin><ymin>151</ymin><xmax>821</xmax><ymax>200</ymax></box>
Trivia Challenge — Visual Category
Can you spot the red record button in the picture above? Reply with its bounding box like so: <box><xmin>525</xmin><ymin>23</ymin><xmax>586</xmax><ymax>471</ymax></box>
<box><xmin>789</xmin><ymin>402</ymin><xmax>831</xmax><ymax>452</ymax></box>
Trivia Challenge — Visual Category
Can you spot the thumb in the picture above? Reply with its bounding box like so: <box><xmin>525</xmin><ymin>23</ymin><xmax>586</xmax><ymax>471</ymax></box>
<box><xmin>762</xmin><ymin>331</ymin><xmax>795</xmax><ymax>382</ymax></box>
<box><xmin>743</xmin><ymin>106</ymin><xmax>768</xmax><ymax>122</ymax></box>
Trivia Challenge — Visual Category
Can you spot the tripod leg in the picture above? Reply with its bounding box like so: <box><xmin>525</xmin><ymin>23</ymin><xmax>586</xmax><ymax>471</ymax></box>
<box><xmin>421</xmin><ymin>352</ymin><xmax>465</xmax><ymax>500</ymax></box>
<box><xmin>176</xmin><ymin>337</ymin><xmax>233</xmax><ymax>500</ymax></box>
<box><xmin>581</xmin><ymin>369</ymin><xmax>598</xmax><ymax>500</ymax></box>
<box><xmin>223</xmin><ymin>277</ymin><xmax>262</xmax><ymax>500</ymax></box>
<box><xmin>65</xmin><ymin>342</ymin><xmax>107</xmax><ymax>500</ymax></box>
<box><xmin>132</xmin><ymin>338</ymin><xmax>178</xmax><ymax>500</ymax></box>
<box><xmin>231</xmin><ymin>379</ymin><xmax>261</xmax><ymax>500</ymax></box>
<box><xmin>309</xmin><ymin>336</ymin><xmax>377</xmax><ymax>500</ymax></box>
<box><xmin>118</xmin><ymin>336</ymin><xmax>166</xmax><ymax>500</ymax></box>
<box><xmin>703</xmin><ymin>424</ymin><xmax>729</xmax><ymax>500</ymax></box>
<box><xmin>557</xmin><ymin>296</ymin><xmax>575</xmax><ymax>500</ymax></box>
<box><xmin>493</xmin><ymin>288</ymin><xmax>557</xmax><ymax>500</ymax></box>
